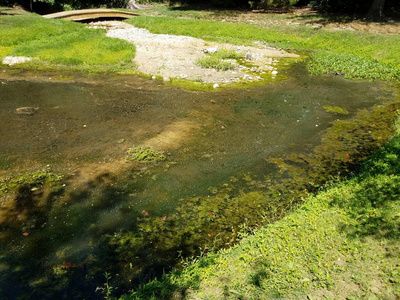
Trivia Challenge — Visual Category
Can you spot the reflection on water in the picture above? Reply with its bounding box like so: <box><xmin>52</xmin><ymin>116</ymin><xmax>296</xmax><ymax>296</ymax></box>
<box><xmin>0</xmin><ymin>65</ymin><xmax>397</xmax><ymax>299</ymax></box>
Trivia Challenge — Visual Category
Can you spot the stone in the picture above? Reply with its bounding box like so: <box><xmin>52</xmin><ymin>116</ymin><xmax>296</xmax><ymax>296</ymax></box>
<box><xmin>204</xmin><ymin>48</ymin><xmax>218</xmax><ymax>54</ymax></box>
<box><xmin>15</xmin><ymin>107</ymin><xmax>38</xmax><ymax>116</ymax></box>
<box><xmin>3</xmin><ymin>56</ymin><xmax>32</xmax><ymax>66</ymax></box>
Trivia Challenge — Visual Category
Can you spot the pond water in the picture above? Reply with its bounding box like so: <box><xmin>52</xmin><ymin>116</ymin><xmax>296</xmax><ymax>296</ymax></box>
<box><xmin>0</xmin><ymin>65</ymin><xmax>398</xmax><ymax>299</ymax></box>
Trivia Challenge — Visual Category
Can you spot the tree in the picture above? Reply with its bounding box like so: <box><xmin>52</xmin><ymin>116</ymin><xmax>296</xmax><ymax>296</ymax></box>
<box><xmin>367</xmin><ymin>0</ymin><xmax>386</xmax><ymax>20</ymax></box>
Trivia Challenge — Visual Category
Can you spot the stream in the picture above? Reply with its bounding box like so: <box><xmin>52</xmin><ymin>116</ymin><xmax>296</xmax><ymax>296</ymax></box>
<box><xmin>0</xmin><ymin>64</ymin><xmax>398</xmax><ymax>299</ymax></box>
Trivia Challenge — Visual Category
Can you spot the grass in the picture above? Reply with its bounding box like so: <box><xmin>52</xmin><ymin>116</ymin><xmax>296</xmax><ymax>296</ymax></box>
<box><xmin>126</xmin><ymin>16</ymin><xmax>400</xmax><ymax>82</ymax></box>
<box><xmin>196</xmin><ymin>48</ymin><xmax>244</xmax><ymax>71</ymax></box>
<box><xmin>122</xmin><ymin>134</ymin><xmax>400</xmax><ymax>300</ymax></box>
<box><xmin>3</xmin><ymin>7</ymin><xmax>399</xmax><ymax>82</ymax></box>
<box><xmin>0</xmin><ymin>11</ymin><xmax>136</xmax><ymax>73</ymax></box>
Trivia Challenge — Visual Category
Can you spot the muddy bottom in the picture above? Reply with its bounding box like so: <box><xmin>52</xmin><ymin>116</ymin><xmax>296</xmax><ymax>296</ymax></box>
<box><xmin>0</xmin><ymin>65</ymin><xmax>398</xmax><ymax>299</ymax></box>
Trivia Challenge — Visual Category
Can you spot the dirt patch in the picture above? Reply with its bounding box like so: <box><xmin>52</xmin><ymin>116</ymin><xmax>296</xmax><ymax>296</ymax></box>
<box><xmin>141</xmin><ymin>6</ymin><xmax>400</xmax><ymax>35</ymax></box>
<box><xmin>89</xmin><ymin>21</ymin><xmax>298</xmax><ymax>84</ymax></box>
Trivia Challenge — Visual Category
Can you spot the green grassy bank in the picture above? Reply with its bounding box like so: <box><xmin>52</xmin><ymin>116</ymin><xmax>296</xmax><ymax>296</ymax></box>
<box><xmin>127</xmin><ymin>16</ymin><xmax>400</xmax><ymax>82</ymax></box>
<box><xmin>122</xmin><ymin>131</ymin><xmax>400</xmax><ymax>299</ymax></box>
<box><xmin>0</xmin><ymin>8</ymin><xmax>136</xmax><ymax>73</ymax></box>
<box><xmin>1</xmin><ymin>7</ymin><xmax>400</xmax><ymax>82</ymax></box>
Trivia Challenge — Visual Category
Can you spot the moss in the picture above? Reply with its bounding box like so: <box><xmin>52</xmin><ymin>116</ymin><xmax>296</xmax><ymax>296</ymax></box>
<box><xmin>323</xmin><ymin>105</ymin><xmax>349</xmax><ymax>115</ymax></box>
<box><xmin>0</xmin><ymin>168</ymin><xmax>64</xmax><ymax>196</ymax></box>
<box><xmin>126</xmin><ymin>146</ymin><xmax>166</xmax><ymax>163</ymax></box>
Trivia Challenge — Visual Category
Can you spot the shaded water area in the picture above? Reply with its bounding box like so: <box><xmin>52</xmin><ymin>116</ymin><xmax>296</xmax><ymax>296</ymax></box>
<box><xmin>0</xmin><ymin>65</ymin><xmax>399</xmax><ymax>299</ymax></box>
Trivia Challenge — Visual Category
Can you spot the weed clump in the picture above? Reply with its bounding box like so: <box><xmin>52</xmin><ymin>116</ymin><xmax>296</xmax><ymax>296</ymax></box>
<box><xmin>196</xmin><ymin>48</ymin><xmax>245</xmax><ymax>71</ymax></box>
<box><xmin>126</xmin><ymin>146</ymin><xmax>166</xmax><ymax>163</ymax></box>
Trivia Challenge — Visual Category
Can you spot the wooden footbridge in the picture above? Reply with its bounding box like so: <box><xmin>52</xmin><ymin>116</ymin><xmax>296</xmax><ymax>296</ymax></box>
<box><xmin>43</xmin><ymin>9</ymin><xmax>138</xmax><ymax>22</ymax></box>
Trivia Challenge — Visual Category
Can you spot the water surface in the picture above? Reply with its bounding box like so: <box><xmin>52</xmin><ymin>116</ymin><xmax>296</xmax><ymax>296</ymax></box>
<box><xmin>0</xmin><ymin>66</ymin><xmax>397</xmax><ymax>299</ymax></box>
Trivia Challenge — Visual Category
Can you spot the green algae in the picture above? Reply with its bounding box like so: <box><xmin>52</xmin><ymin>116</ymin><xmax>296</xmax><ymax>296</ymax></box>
<box><xmin>109</xmin><ymin>100</ymin><xmax>400</xmax><ymax>288</ymax></box>
<box><xmin>323</xmin><ymin>105</ymin><xmax>349</xmax><ymax>115</ymax></box>
<box><xmin>1</xmin><ymin>65</ymin><xmax>399</xmax><ymax>299</ymax></box>
<box><xmin>126</xmin><ymin>146</ymin><xmax>166</xmax><ymax>163</ymax></box>
<box><xmin>0</xmin><ymin>168</ymin><xmax>64</xmax><ymax>196</ymax></box>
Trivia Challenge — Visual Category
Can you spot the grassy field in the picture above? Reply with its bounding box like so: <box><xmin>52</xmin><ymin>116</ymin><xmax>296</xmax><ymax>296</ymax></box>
<box><xmin>1</xmin><ymin>6</ymin><xmax>399</xmax><ymax>81</ymax></box>
<box><xmin>126</xmin><ymin>15</ymin><xmax>400</xmax><ymax>82</ymax></box>
<box><xmin>0</xmin><ymin>8</ymin><xmax>136</xmax><ymax>73</ymax></box>
<box><xmin>122</xmin><ymin>131</ymin><xmax>400</xmax><ymax>300</ymax></box>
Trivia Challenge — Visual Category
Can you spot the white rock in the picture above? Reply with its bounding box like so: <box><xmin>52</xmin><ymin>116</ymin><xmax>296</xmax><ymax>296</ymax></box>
<box><xmin>2</xmin><ymin>56</ymin><xmax>32</xmax><ymax>66</ymax></box>
<box><xmin>213</xmin><ymin>83</ymin><xmax>219</xmax><ymax>89</ymax></box>
<box><xmin>204</xmin><ymin>48</ymin><xmax>218</xmax><ymax>54</ymax></box>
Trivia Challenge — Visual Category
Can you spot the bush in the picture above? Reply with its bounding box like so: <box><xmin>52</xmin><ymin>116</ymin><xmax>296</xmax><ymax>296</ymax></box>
<box><xmin>168</xmin><ymin>0</ymin><xmax>299</xmax><ymax>9</ymax></box>
<box><xmin>0</xmin><ymin>0</ymin><xmax>130</xmax><ymax>13</ymax></box>
<box><xmin>309</xmin><ymin>0</ymin><xmax>400</xmax><ymax>16</ymax></box>
<box><xmin>66</xmin><ymin>0</ymin><xmax>129</xmax><ymax>9</ymax></box>
<box><xmin>258</xmin><ymin>0</ymin><xmax>299</xmax><ymax>9</ymax></box>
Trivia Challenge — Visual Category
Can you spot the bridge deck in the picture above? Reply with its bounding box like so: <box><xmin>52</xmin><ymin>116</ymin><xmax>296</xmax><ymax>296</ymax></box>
<box><xmin>43</xmin><ymin>9</ymin><xmax>138</xmax><ymax>21</ymax></box>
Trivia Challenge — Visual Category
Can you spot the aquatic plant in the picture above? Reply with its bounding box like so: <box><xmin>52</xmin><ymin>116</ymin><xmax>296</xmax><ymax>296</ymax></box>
<box><xmin>323</xmin><ymin>105</ymin><xmax>349</xmax><ymax>115</ymax></box>
<box><xmin>96</xmin><ymin>272</ymin><xmax>114</xmax><ymax>300</ymax></box>
<box><xmin>122</xmin><ymin>130</ymin><xmax>400</xmax><ymax>300</ymax></box>
<box><xmin>0</xmin><ymin>167</ymin><xmax>64</xmax><ymax>196</ymax></box>
<box><xmin>126</xmin><ymin>146</ymin><xmax>166</xmax><ymax>163</ymax></box>
<box><xmin>108</xmin><ymin>100</ymin><xmax>400</xmax><ymax>294</ymax></box>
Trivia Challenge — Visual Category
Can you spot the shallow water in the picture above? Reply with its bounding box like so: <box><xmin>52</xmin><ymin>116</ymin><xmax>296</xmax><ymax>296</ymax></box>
<box><xmin>0</xmin><ymin>66</ymin><xmax>397</xmax><ymax>298</ymax></box>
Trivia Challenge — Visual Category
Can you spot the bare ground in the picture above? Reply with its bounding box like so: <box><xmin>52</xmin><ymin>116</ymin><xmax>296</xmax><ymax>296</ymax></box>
<box><xmin>89</xmin><ymin>21</ymin><xmax>299</xmax><ymax>84</ymax></box>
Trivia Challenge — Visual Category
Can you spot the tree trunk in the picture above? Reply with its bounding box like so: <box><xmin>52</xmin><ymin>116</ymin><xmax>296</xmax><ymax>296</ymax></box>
<box><xmin>367</xmin><ymin>0</ymin><xmax>386</xmax><ymax>20</ymax></box>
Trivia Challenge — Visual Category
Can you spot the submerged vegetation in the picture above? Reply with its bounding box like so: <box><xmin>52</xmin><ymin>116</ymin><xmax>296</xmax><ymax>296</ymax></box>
<box><xmin>110</xmin><ymin>100</ymin><xmax>400</xmax><ymax>298</ymax></box>
<box><xmin>126</xmin><ymin>146</ymin><xmax>166</xmax><ymax>163</ymax></box>
<box><xmin>323</xmin><ymin>105</ymin><xmax>349</xmax><ymax>115</ymax></box>
<box><xmin>129</xmin><ymin>135</ymin><xmax>400</xmax><ymax>299</ymax></box>
<box><xmin>1</xmin><ymin>4</ymin><xmax>400</xmax><ymax>300</ymax></box>
<box><xmin>0</xmin><ymin>167</ymin><xmax>64</xmax><ymax>196</ymax></box>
